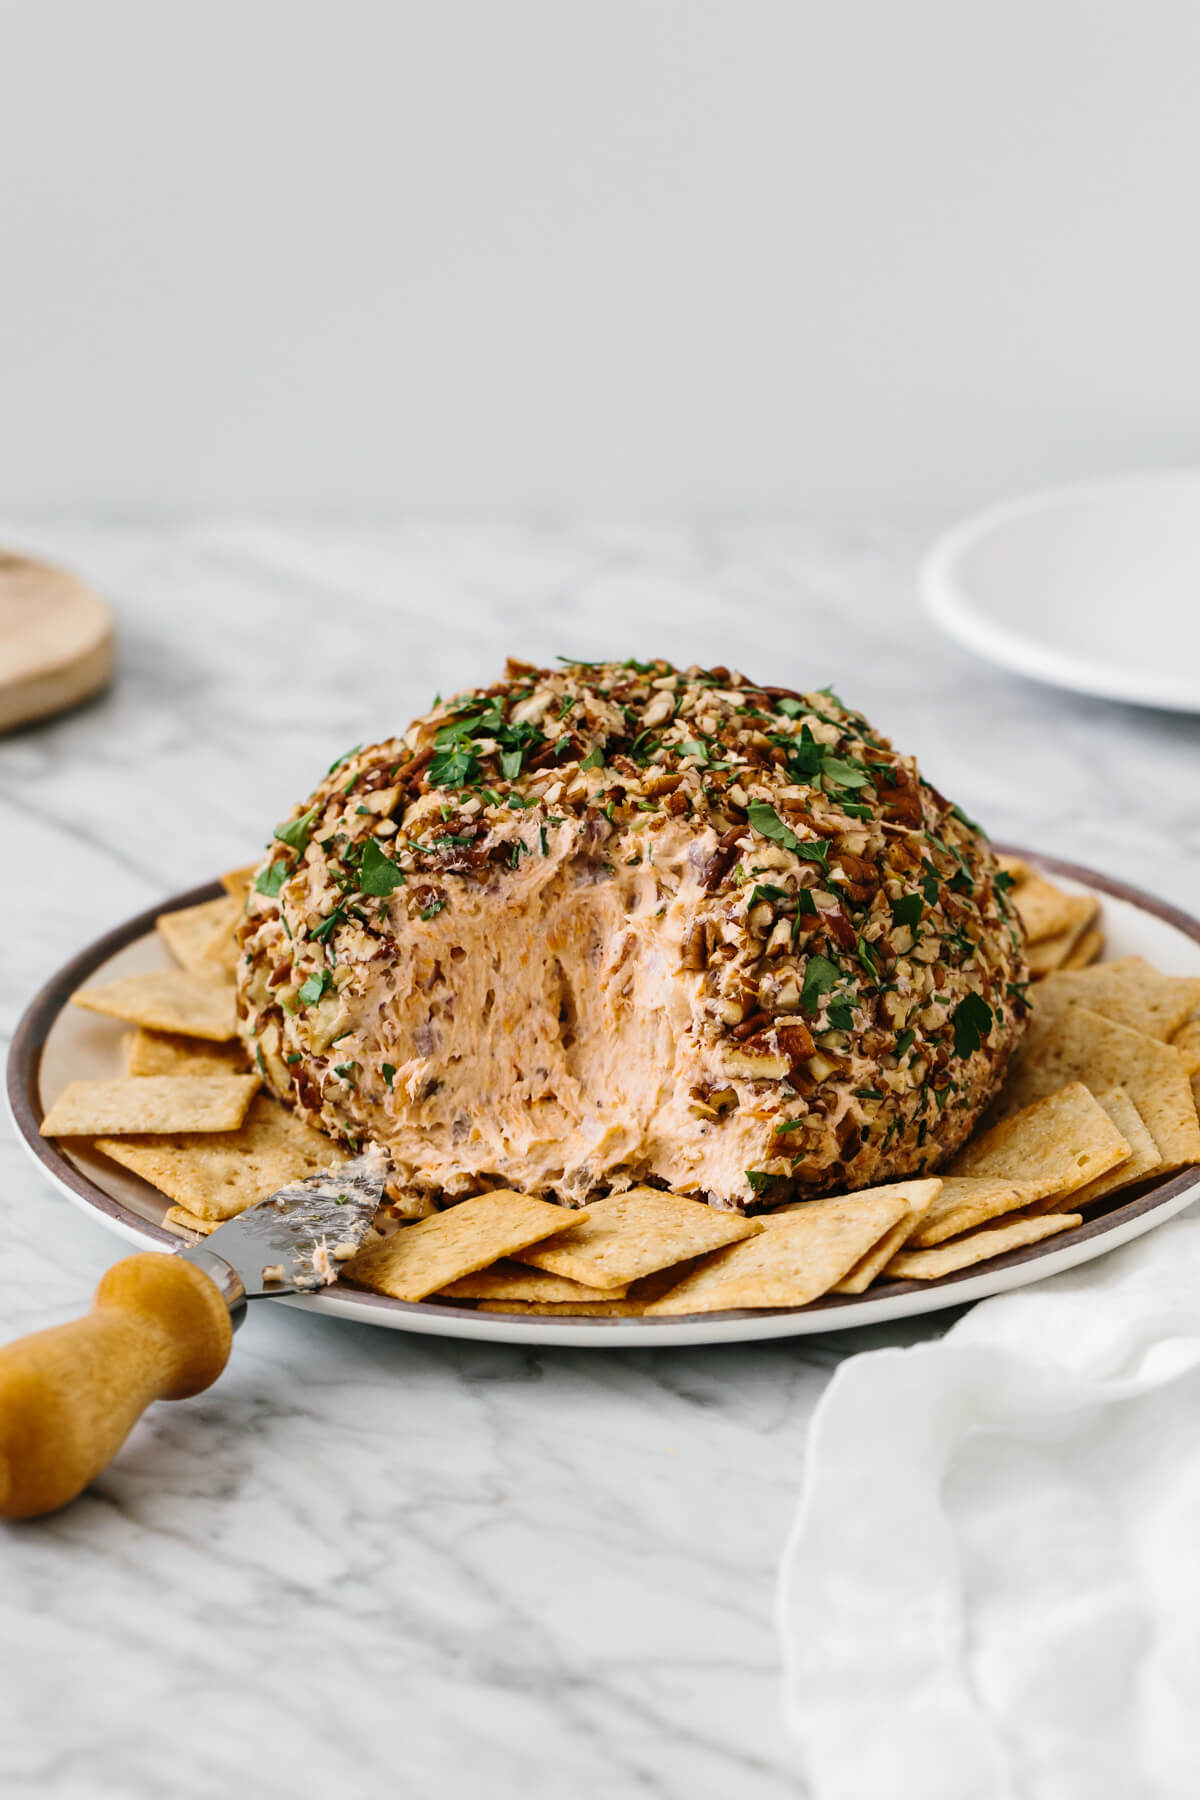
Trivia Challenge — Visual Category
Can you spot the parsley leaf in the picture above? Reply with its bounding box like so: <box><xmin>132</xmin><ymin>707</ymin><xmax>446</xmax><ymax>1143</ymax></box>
<box><xmin>255</xmin><ymin>860</ymin><xmax>289</xmax><ymax>897</ymax></box>
<box><xmin>994</xmin><ymin>869</ymin><xmax>1017</xmax><ymax>893</ymax></box>
<box><xmin>358</xmin><ymin>837</ymin><xmax>406</xmax><ymax>896</ymax></box>
<box><xmin>827</xmin><ymin>999</ymin><xmax>855</xmax><ymax>1030</ymax></box>
<box><xmin>746</xmin><ymin>801</ymin><xmax>831</xmax><ymax>870</ymax></box>
<box><xmin>775</xmin><ymin>697</ymin><xmax>805</xmax><ymax>717</ymax></box>
<box><xmin>498</xmin><ymin>748</ymin><xmax>525</xmax><ymax>780</ymax></box>
<box><xmin>677</xmin><ymin>738</ymin><xmax>710</xmax><ymax>765</ymax></box>
<box><xmin>952</xmin><ymin>992</ymin><xmax>993</xmax><ymax>1058</ymax></box>
<box><xmin>326</xmin><ymin>744</ymin><xmax>362</xmax><ymax>775</ymax></box>
<box><xmin>580</xmin><ymin>746</ymin><xmax>605</xmax><ymax>771</ymax></box>
<box><xmin>893</xmin><ymin>1026</ymin><xmax>916</xmax><ymax>1060</ymax></box>
<box><xmin>744</xmin><ymin>1169</ymin><xmax>776</xmax><ymax>1193</ymax></box>
<box><xmin>419</xmin><ymin>897</ymin><xmax>447</xmax><ymax>920</ymax></box>
<box><xmin>891</xmin><ymin>892</ymin><xmax>923</xmax><ymax>931</ymax></box>
<box><xmin>297</xmin><ymin>968</ymin><xmax>332</xmax><ymax>1007</ymax></box>
<box><xmin>855</xmin><ymin>936</ymin><xmax>880</xmax><ymax>982</ymax></box>
<box><xmin>382</xmin><ymin>1062</ymin><xmax>396</xmax><ymax>1091</ymax></box>
<box><xmin>429</xmin><ymin>746</ymin><xmax>480</xmax><ymax>789</ymax></box>
<box><xmin>800</xmin><ymin>952</ymin><xmax>840</xmax><ymax>1013</ymax></box>
<box><xmin>274</xmin><ymin>806</ymin><xmax>319</xmax><ymax>854</ymax></box>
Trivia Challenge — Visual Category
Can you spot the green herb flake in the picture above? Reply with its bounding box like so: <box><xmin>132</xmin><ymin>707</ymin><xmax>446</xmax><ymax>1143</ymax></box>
<box><xmin>358</xmin><ymin>837</ymin><xmax>407</xmax><ymax>896</ymax></box>
<box><xmin>429</xmin><ymin>746</ymin><xmax>480</xmax><ymax>789</ymax></box>
<box><xmin>326</xmin><ymin>744</ymin><xmax>362</xmax><ymax>775</ymax></box>
<box><xmin>800</xmin><ymin>952</ymin><xmax>840</xmax><ymax>1013</ymax></box>
<box><xmin>580</xmin><ymin>746</ymin><xmax>605</xmax><ymax>771</ymax></box>
<box><xmin>274</xmin><ymin>805</ymin><xmax>319</xmax><ymax>854</ymax></box>
<box><xmin>891</xmin><ymin>892</ymin><xmax>923</xmax><ymax>931</ymax></box>
<box><xmin>952</xmin><ymin>991</ymin><xmax>993</xmax><ymax>1058</ymax></box>
<box><xmin>827</xmin><ymin>999</ymin><xmax>855</xmax><ymax>1030</ymax></box>
<box><xmin>255</xmin><ymin>860</ymin><xmax>289</xmax><ymax>897</ymax></box>
<box><xmin>893</xmin><ymin>1027</ymin><xmax>916</xmax><ymax>1060</ymax></box>
<box><xmin>744</xmin><ymin>1169</ymin><xmax>776</xmax><ymax>1193</ymax></box>
<box><xmin>382</xmin><ymin>1062</ymin><xmax>396</xmax><ymax>1092</ymax></box>
<box><xmin>297</xmin><ymin>967</ymin><xmax>333</xmax><ymax>1007</ymax></box>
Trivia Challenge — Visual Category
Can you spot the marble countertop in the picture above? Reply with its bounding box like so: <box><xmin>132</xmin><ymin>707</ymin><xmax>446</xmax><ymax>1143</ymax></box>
<box><xmin>2</xmin><ymin>519</ymin><xmax>1198</xmax><ymax>1800</ymax></box>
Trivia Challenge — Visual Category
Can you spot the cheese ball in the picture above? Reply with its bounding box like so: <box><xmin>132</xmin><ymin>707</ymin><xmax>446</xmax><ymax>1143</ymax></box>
<box><xmin>237</xmin><ymin>659</ymin><xmax>1029</xmax><ymax>1209</ymax></box>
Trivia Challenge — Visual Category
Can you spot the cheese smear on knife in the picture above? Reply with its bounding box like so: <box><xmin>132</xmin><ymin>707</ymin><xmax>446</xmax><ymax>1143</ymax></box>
<box><xmin>236</xmin><ymin>659</ymin><xmax>1028</xmax><ymax>1209</ymax></box>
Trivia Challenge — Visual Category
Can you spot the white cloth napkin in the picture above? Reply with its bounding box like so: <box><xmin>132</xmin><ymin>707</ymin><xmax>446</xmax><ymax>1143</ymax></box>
<box><xmin>778</xmin><ymin>1208</ymin><xmax>1200</xmax><ymax>1800</ymax></box>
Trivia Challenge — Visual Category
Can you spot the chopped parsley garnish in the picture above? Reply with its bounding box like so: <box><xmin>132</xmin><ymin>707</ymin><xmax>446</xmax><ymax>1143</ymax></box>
<box><xmin>311</xmin><ymin>904</ymin><xmax>347</xmax><ymax>943</ymax></box>
<box><xmin>951</xmin><ymin>802</ymin><xmax>985</xmax><ymax>837</ymax></box>
<box><xmin>827</xmin><ymin>999</ymin><xmax>855</xmax><ymax>1030</ymax></box>
<box><xmin>773</xmin><ymin>1118</ymin><xmax>807</xmax><ymax>1135</ymax></box>
<box><xmin>821</xmin><ymin>755</ymin><xmax>872</xmax><ymax>790</ymax></box>
<box><xmin>285</xmin><ymin>1052</ymin><xmax>302</xmax><ymax>1065</ymax></box>
<box><xmin>429</xmin><ymin>745</ymin><xmax>480</xmax><ymax>789</ymax></box>
<box><xmin>419</xmin><ymin>897</ymin><xmax>447</xmax><ymax>920</ymax></box>
<box><xmin>498</xmin><ymin>748</ymin><xmax>525</xmax><ymax>780</ymax></box>
<box><xmin>746</xmin><ymin>801</ymin><xmax>831</xmax><ymax>870</ymax></box>
<box><xmin>795</xmin><ymin>888</ymin><xmax>817</xmax><ymax>914</ymax></box>
<box><xmin>580</xmin><ymin>746</ymin><xmax>605</xmax><ymax>771</ymax></box>
<box><xmin>255</xmin><ymin>860</ymin><xmax>289</xmax><ymax>897</ymax></box>
<box><xmin>775</xmin><ymin>697</ymin><xmax>805</xmax><ymax>717</ymax></box>
<box><xmin>297</xmin><ymin>967</ymin><xmax>333</xmax><ymax>1007</ymax></box>
<box><xmin>326</xmin><ymin>744</ymin><xmax>362</xmax><ymax>774</ymax></box>
<box><xmin>800</xmin><ymin>952</ymin><xmax>840</xmax><ymax>1013</ymax></box>
<box><xmin>382</xmin><ymin>1062</ymin><xmax>396</xmax><ymax>1091</ymax></box>
<box><xmin>952</xmin><ymin>991</ymin><xmax>993</xmax><ymax>1058</ymax></box>
<box><xmin>677</xmin><ymin>738</ymin><xmax>710</xmax><ymax>764</ymax></box>
<box><xmin>274</xmin><ymin>805</ymin><xmax>319</xmax><ymax>854</ymax></box>
<box><xmin>748</xmin><ymin>882</ymin><xmax>789</xmax><ymax>911</ymax></box>
<box><xmin>333</xmin><ymin>1063</ymin><xmax>357</xmax><ymax>1081</ymax></box>
<box><xmin>891</xmin><ymin>892</ymin><xmax>923</xmax><ymax>931</ymax></box>
<box><xmin>893</xmin><ymin>1027</ymin><xmax>916</xmax><ymax>1060</ymax></box>
<box><xmin>856</xmin><ymin>936</ymin><xmax>880</xmax><ymax>982</ymax></box>
<box><xmin>539</xmin><ymin>825</ymin><xmax>548</xmax><ymax>855</ymax></box>
<box><xmin>994</xmin><ymin>869</ymin><xmax>1017</xmax><ymax>893</ymax></box>
<box><xmin>358</xmin><ymin>837</ymin><xmax>407</xmax><ymax>896</ymax></box>
<box><xmin>744</xmin><ymin>1169</ymin><xmax>776</xmax><ymax>1193</ymax></box>
<box><xmin>854</xmin><ymin>1088</ymin><xmax>883</xmax><ymax>1101</ymax></box>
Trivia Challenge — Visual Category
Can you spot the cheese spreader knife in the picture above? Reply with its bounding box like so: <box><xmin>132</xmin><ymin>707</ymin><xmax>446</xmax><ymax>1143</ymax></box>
<box><xmin>0</xmin><ymin>1148</ymin><xmax>386</xmax><ymax>1520</ymax></box>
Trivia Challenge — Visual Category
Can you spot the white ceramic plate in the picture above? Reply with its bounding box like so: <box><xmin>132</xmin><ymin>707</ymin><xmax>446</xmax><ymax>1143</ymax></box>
<box><xmin>8</xmin><ymin>853</ymin><xmax>1200</xmax><ymax>1348</ymax></box>
<box><xmin>923</xmin><ymin>471</ymin><xmax>1200</xmax><ymax>712</ymax></box>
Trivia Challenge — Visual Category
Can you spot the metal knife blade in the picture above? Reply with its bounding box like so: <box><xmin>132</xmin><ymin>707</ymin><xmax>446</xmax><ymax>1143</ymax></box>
<box><xmin>177</xmin><ymin>1146</ymin><xmax>387</xmax><ymax>1311</ymax></box>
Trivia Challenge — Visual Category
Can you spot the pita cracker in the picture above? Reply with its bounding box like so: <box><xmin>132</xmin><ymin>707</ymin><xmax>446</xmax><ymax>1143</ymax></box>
<box><xmin>41</xmin><ymin>1074</ymin><xmax>259</xmax><ymax>1138</ymax></box>
<box><xmin>513</xmin><ymin>1187</ymin><xmax>761</xmax><ymax>1289</ymax></box>
<box><xmin>1030</xmin><ymin>958</ymin><xmax>1200</xmax><ymax>1044</ymax></box>
<box><xmin>884</xmin><ymin>1211</ymin><xmax>1082</xmax><ymax>1281</ymax></box>
<box><xmin>1012</xmin><ymin>875</ymin><xmax>1096</xmax><ymax>946</ymax></box>
<box><xmin>72</xmin><ymin>969</ymin><xmax>237</xmax><ymax>1041</ymax></box>
<box><xmin>343</xmin><ymin>1191</ymin><xmax>579</xmax><ymax>1303</ymax></box>
<box><xmin>951</xmin><ymin>1080</ymin><xmax>1130</xmax><ymax>1197</ymax></box>
<box><xmin>903</xmin><ymin>1175</ymin><xmax>1053</xmax><ymax>1248</ymax></box>
<box><xmin>125</xmin><ymin>1027</ymin><xmax>251</xmax><ymax>1078</ymax></box>
<box><xmin>1170</xmin><ymin>1018</ymin><xmax>1200</xmax><ymax>1078</ymax></box>
<box><xmin>156</xmin><ymin>896</ymin><xmax>240</xmax><ymax>973</ymax></box>
<box><xmin>645</xmin><ymin>1189</ymin><xmax>910</xmax><ymax>1315</ymax></box>
<box><xmin>438</xmin><ymin>1262</ymin><xmax>629</xmax><ymax>1303</ymax></box>
<box><xmin>1062</xmin><ymin>928</ymin><xmax>1104</xmax><ymax>971</ymax></box>
<box><xmin>95</xmin><ymin>1095</ymin><xmax>346</xmax><ymax>1219</ymax></box>
<box><xmin>161</xmin><ymin>1205</ymin><xmax>218</xmax><ymax>1239</ymax></box>
<box><xmin>1001</xmin><ymin>1007</ymin><xmax>1200</xmax><ymax>1172</ymax></box>
<box><xmin>1044</xmin><ymin>1086</ymin><xmax>1163</xmax><ymax>1211</ymax></box>
<box><xmin>220</xmin><ymin>863</ymin><xmax>259</xmax><ymax>897</ymax></box>
<box><xmin>815</xmin><ymin>1180</ymin><xmax>941</xmax><ymax>1294</ymax></box>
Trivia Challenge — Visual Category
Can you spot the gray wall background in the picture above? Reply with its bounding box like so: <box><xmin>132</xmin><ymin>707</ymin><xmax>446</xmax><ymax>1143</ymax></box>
<box><xmin>2</xmin><ymin>1</ymin><xmax>1196</xmax><ymax>513</ymax></box>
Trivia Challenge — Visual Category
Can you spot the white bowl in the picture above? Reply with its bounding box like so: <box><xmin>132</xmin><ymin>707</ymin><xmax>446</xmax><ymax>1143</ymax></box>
<box><xmin>923</xmin><ymin>471</ymin><xmax>1200</xmax><ymax>712</ymax></box>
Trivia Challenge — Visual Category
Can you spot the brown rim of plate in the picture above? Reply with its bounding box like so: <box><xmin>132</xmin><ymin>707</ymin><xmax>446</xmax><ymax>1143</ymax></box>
<box><xmin>7</xmin><ymin>849</ymin><xmax>1200</xmax><ymax>1330</ymax></box>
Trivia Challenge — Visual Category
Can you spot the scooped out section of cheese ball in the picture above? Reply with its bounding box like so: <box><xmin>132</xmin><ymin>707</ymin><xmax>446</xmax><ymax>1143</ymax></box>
<box><xmin>236</xmin><ymin>659</ymin><xmax>1029</xmax><ymax>1209</ymax></box>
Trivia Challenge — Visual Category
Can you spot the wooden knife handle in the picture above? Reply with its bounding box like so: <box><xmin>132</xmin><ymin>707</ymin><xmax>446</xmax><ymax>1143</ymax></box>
<box><xmin>0</xmin><ymin>1254</ymin><xmax>233</xmax><ymax>1520</ymax></box>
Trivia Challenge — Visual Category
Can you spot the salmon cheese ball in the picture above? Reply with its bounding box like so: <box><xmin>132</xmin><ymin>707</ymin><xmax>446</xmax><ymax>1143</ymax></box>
<box><xmin>236</xmin><ymin>659</ymin><xmax>1030</xmax><ymax>1210</ymax></box>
